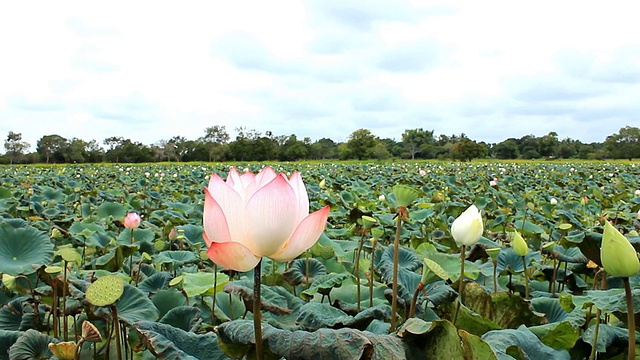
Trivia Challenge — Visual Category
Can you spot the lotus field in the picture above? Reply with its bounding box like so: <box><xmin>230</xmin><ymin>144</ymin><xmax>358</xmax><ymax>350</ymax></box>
<box><xmin>1</xmin><ymin>161</ymin><xmax>640</xmax><ymax>359</ymax></box>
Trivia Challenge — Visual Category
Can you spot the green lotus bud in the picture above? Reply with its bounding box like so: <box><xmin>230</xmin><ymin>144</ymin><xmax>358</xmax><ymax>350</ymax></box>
<box><xmin>371</xmin><ymin>228</ymin><xmax>384</xmax><ymax>240</ymax></box>
<box><xmin>393</xmin><ymin>185</ymin><xmax>419</xmax><ymax>207</ymax></box>
<box><xmin>512</xmin><ymin>231</ymin><xmax>528</xmax><ymax>256</ymax></box>
<box><xmin>486</xmin><ymin>247</ymin><xmax>501</xmax><ymax>261</ymax></box>
<box><xmin>319</xmin><ymin>179</ymin><xmax>326</xmax><ymax>189</ymax></box>
<box><xmin>601</xmin><ymin>221</ymin><xmax>640</xmax><ymax>277</ymax></box>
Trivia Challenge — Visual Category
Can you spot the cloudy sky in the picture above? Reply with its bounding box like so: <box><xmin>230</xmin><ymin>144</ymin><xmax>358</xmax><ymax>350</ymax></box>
<box><xmin>1</xmin><ymin>1</ymin><xmax>639</xmax><ymax>151</ymax></box>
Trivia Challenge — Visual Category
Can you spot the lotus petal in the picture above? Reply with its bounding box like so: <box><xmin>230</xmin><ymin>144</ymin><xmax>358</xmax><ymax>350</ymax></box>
<box><xmin>271</xmin><ymin>206</ymin><xmax>330</xmax><ymax>262</ymax></box>
<box><xmin>206</xmin><ymin>241</ymin><xmax>260</xmax><ymax>272</ymax></box>
<box><xmin>245</xmin><ymin>175</ymin><xmax>298</xmax><ymax>256</ymax></box>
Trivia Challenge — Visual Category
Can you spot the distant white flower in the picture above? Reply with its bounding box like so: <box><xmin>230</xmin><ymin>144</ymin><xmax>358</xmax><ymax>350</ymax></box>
<box><xmin>550</xmin><ymin>198</ymin><xmax>558</xmax><ymax>205</ymax></box>
<box><xmin>379</xmin><ymin>194</ymin><xmax>386</xmax><ymax>202</ymax></box>
<box><xmin>489</xmin><ymin>180</ymin><xmax>497</xmax><ymax>187</ymax></box>
<box><xmin>419</xmin><ymin>169</ymin><xmax>427</xmax><ymax>176</ymax></box>
<box><xmin>635</xmin><ymin>189</ymin><xmax>640</xmax><ymax>196</ymax></box>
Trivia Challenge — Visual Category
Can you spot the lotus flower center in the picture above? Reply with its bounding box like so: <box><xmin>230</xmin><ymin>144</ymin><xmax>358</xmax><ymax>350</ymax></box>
<box><xmin>12</xmin><ymin>257</ymin><xmax>17</xmax><ymax>261</ymax></box>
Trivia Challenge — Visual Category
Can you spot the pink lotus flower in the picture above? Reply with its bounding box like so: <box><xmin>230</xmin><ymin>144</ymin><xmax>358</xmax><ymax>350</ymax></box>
<box><xmin>124</xmin><ymin>212</ymin><xmax>141</xmax><ymax>229</ymax></box>
<box><xmin>204</xmin><ymin>166</ymin><xmax>330</xmax><ymax>272</ymax></box>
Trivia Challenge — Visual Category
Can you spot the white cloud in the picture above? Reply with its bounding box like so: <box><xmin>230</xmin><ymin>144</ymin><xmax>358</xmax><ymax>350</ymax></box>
<box><xmin>1</xmin><ymin>0</ymin><xmax>639</xmax><ymax>152</ymax></box>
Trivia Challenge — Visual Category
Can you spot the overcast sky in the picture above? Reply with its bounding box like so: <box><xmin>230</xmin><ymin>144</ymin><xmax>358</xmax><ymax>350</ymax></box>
<box><xmin>1</xmin><ymin>1</ymin><xmax>639</xmax><ymax>151</ymax></box>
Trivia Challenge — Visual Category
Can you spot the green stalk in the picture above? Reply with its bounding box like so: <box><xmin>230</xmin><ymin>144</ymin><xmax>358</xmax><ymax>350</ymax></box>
<box><xmin>493</xmin><ymin>259</ymin><xmax>498</xmax><ymax>294</ymax></box>
<box><xmin>63</xmin><ymin>262</ymin><xmax>68</xmax><ymax>341</ymax></box>
<box><xmin>408</xmin><ymin>283</ymin><xmax>424</xmax><ymax>318</ymax></box>
<box><xmin>355</xmin><ymin>234</ymin><xmax>365</xmax><ymax>312</ymax></box>
<box><xmin>390</xmin><ymin>214</ymin><xmax>402</xmax><ymax>332</ymax></box>
<box><xmin>458</xmin><ymin>245</ymin><xmax>466</xmax><ymax>301</ymax></box>
<box><xmin>369</xmin><ymin>239</ymin><xmax>376</xmax><ymax>307</ymax></box>
<box><xmin>589</xmin><ymin>308</ymin><xmax>601</xmax><ymax>360</ymax></box>
<box><xmin>522</xmin><ymin>256</ymin><xmax>529</xmax><ymax>299</ymax></box>
<box><xmin>129</xmin><ymin>228</ymin><xmax>134</xmax><ymax>278</ymax></box>
<box><xmin>112</xmin><ymin>306</ymin><xmax>122</xmax><ymax>360</ymax></box>
<box><xmin>211</xmin><ymin>264</ymin><xmax>218</xmax><ymax>326</ymax></box>
<box><xmin>253</xmin><ymin>259</ymin><xmax>264</xmax><ymax>360</ymax></box>
<box><xmin>623</xmin><ymin>277</ymin><xmax>636</xmax><ymax>360</ymax></box>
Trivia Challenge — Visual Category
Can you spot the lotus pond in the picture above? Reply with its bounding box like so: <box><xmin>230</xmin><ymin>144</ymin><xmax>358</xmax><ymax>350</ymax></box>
<box><xmin>0</xmin><ymin>161</ymin><xmax>639</xmax><ymax>359</ymax></box>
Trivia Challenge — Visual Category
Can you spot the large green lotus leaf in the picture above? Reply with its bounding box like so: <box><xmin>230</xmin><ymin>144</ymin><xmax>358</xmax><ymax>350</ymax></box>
<box><xmin>182</xmin><ymin>271</ymin><xmax>229</xmax><ymax>297</ymax></box>
<box><xmin>556</xmin><ymin>210</ymin><xmax>586</xmax><ymax>231</ymax></box>
<box><xmin>551</xmin><ymin>244</ymin><xmax>588</xmax><ymax>264</ymax></box>
<box><xmin>415</xmin><ymin>243</ymin><xmax>480</xmax><ymax>282</ymax></box>
<box><xmin>295</xmin><ymin>302</ymin><xmax>390</xmax><ymax>331</ymax></box>
<box><xmin>496</xmin><ymin>247</ymin><xmax>539</xmax><ymax>275</ymax></box>
<box><xmin>529</xmin><ymin>297</ymin><xmax>585</xmax><ymax>327</ymax></box>
<box><xmin>581</xmin><ymin>323</ymin><xmax>636</xmax><ymax>353</ymax></box>
<box><xmin>93</xmin><ymin>244</ymin><xmax>138</xmax><ymax>271</ymax></box>
<box><xmin>281</xmin><ymin>258</ymin><xmax>327</xmax><ymax>287</ymax></box>
<box><xmin>572</xmin><ymin>288</ymin><xmax>640</xmax><ymax>314</ymax></box>
<box><xmin>0</xmin><ymin>330</ymin><xmax>22</xmax><ymax>360</ymax></box>
<box><xmin>379</xmin><ymin>245</ymin><xmax>422</xmax><ymax>272</ymax></box>
<box><xmin>40</xmin><ymin>186</ymin><xmax>65</xmax><ymax>202</ymax></box>
<box><xmin>151</xmin><ymin>289</ymin><xmax>187</xmax><ymax>320</ymax></box>
<box><xmin>117</xmin><ymin>227</ymin><xmax>155</xmax><ymax>245</ymax></box>
<box><xmin>215</xmin><ymin>319</ymin><xmax>405</xmax><ymax>360</ymax></box>
<box><xmin>158</xmin><ymin>306</ymin><xmax>202</xmax><ymax>332</ymax></box>
<box><xmin>96</xmin><ymin>201</ymin><xmax>127</xmax><ymax>219</ymax></box>
<box><xmin>0</xmin><ymin>187</ymin><xmax>11</xmax><ymax>199</ymax></box>
<box><xmin>0</xmin><ymin>298</ymin><xmax>36</xmax><ymax>331</ymax></box>
<box><xmin>0</xmin><ymin>224</ymin><xmax>53</xmax><ymax>276</ymax></box>
<box><xmin>437</xmin><ymin>302</ymin><xmax>501</xmax><ymax>336</ymax></box>
<box><xmin>178</xmin><ymin>224</ymin><xmax>205</xmax><ymax>245</ymax></box>
<box><xmin>8</xmin><ymin>329</ymin><xmax>57</xmax><ymax>360</ymax></box>
<box><xmin>138</xmin><ymin>272</ymin><xmax>172</xmax><ymax>294</ymax></box>
<box><xmin>459</xmin><ymin>282</ymin><xmax>545</xmax><ymax>330</ymax></box>
<box><xmin>397</xmin><ymin>318</ymin><xmax>497</xmax><ymax>360</ymax></box>
<box><xmin>300</xmin><ymin>273</ymin><xmax>349</xmax><ymax>301</ymax></box>
<box><xmin>154</xmin><ymin>250</ymin><xmax>198</xmax><ymax>267</ymax></box>
<box><xmin>528</xmin><ymin>321</ymin><xmax>580</xmax><ymax>350</ymax></box>
<box><xmin>95</xmin><ymin>284</ymin><xmax>159</xmax><ymax>326</ymax></box>
<box><xmin>513</xmin><ymin>219</ymin><xmax>544</xmax><ymax>234</ymax></box>
<box><xmin>482</xmin><ymin>325</ymin><xmax>570</xmax><ymax>360</ymax></box>
<box><xmin>223</xmin><ymin>280</ymin><xmax>294</xmax><ymax>316</ymax></box>
<box><xmin>134</xmin><ymin>320</ymin><xmax>229</xmax><ymax>360</ymax></box>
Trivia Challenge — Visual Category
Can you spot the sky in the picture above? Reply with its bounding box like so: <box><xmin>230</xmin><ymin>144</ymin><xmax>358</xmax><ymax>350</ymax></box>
<box><xmin>1</xmin><ymin>1</ymin><xmax>639</xmax><ymax>152</ymax></box>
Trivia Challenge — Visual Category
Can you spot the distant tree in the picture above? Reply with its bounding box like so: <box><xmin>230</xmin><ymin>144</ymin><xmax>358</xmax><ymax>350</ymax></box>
<box><xmin>492</xmin><ymin>138</ymin><xmax>520</xmax><ymax>159</ymax></box>
<box><xmin>346</xmin><ymin>128</ymin><xmax>377</xmax><ymax>160</ymax></box>
<box><xmin>450</xmin><ymin>139</ymin><xmax>488</xmax><ymax>161</ymax></box>
<box><xmin>401</xmin><ymin>128</ymin><xmax>435</xmax><ymax>159</ymax></box>
<box><xmin>310</xmin><ymin>138</ymin><xmax>337</xmax><ymax>159</ymax></box>
<box><xmin>103</xmin><ymin>136</ymin><xmax>125</xmax><ymax>163</ymax></box>
<box><xmin>168</xmin><ymin>136</ymin><xmax>188</xmax><ymax>162</ymax></box>
<box><xmin>557</xmin><ymin>138</ymin><xmax>578</xmax><ymax>159</ymax></box>
<box><xmin>202</xmin><ymin>125</ymin><xmax>230</xmax><ymax>161</ymax></box>
<box><xmin>538</xmin><ymin>132</ymin><xmax>559</xmax><ymax>158</ymax></box>
<box><xmin>279</xmin><ymin>135</ymin><xmax>309</xmax><ymax>161</ymax></box>
<box><xmin>605</xmin><ymin>126</ymin><xmax>640</xmax><ymax>160</ymax></box>
<box><xmin>517</xmin><ymin>135</ymin><xmax>540</xmax><ymax>159</ymax></box>
<box><xmin>4</xmin><ymin>131</ymin><xmax>30</xmax><ymax>164</ymax></box>
<box><xmin>61</xmin><ymin>138</ymin><xmax>90</xmax><ymax>163</ymax></box>
<box><xmin>37</xmin><ymin>134</ymin><xmax>67</xmax><ymax>163</ymax></box>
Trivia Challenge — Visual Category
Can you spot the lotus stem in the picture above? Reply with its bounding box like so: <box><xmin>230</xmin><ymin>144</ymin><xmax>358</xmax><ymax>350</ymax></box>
<box><xmin>458</xmin><ymin>245</ymin><xmax>466</xmax><ymax>301</ymax></box>
<box><xmin>253</xmin><ymin>259</ymin><xmax>264</xmax><ymax>360</ymax></box>
<box><xmin>522</xmin><ymin>256</ymin><xmax>529</xmax><ymax>299</ymax></box>
<box><xmin>355</xmin><ymin>234</ymin><xmax>365</xmax><ymax>312</ymax></box>
<box><xmin>493</xmin><ymin>259</ymin><xmax>498</xmax><ymax>294</ymax></box>
<box><xmin>129</xmin><ymin>228</ymin><xmax>134</xmax><ymax>278</ymax></box>
<box><xmin>390</xmin><ymin>213</ymin><xmax>403</xmax><ymax>332</ymax></box>
<box><xmin>369</xmin><ymin>238</ymin><xmax>376</xmax><ymax>307</ymax></box>
<box><xmin>623</xmin><ymin>277</ymin><xmax>635</xmax><ymax>360</ymax></box>
<box><xmin>63</xmin><ymin>261</ymin><xmax>68</xmax><ymax>341</ymax></box>
<box><xmin>52</xmin><ymin>279</ymin><xmax>58</xmax><ymax>338</ymax></box>
<box><xmin>409</xmin><ymin>282</ymin><xmax>424</xmax><ymax>318</ymax></box>
<box><xmin>453</xmin><ymin>244</ymin><xmax>466</xmax><ymax>325</ymax></box>
<box><xmin>211</xmin><ymin>264</ymin><xmax>218</xmax><ymax>325</ymax></box>
<box><xmin>589</xmin><ymin>307</ymin><xmax>602</xmax><ymax>360</ymax></box>
<box><xmin>111</xmin><ymin>305</ymin><xmax>123</xmax><ymax>360</ymax></box>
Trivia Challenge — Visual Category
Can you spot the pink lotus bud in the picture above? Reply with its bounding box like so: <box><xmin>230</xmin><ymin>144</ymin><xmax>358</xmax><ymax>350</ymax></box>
<box><xmin>419</xmin><ymin>169</ymin><xmax>427</xmax><ymax>176</ymax></box>
<box><xmin>489</xmin><ymin>180</ymin><xmax>497</xmax><ymax>187</ymax></box>
<box><xmin>124</xmin><ymin>212</ymin><xmax>141</xmax><ymax>229</ymax></box>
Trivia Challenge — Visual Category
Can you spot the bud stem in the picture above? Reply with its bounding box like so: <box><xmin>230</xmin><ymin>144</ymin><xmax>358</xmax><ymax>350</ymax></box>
<box><xmin>254</xmin><ymin>259</ymin><xmax>264</xmax><ymax>360</ymax></box>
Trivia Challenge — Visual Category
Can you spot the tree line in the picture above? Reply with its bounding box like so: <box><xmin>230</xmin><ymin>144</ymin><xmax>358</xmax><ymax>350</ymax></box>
<box><xmin>1</xmin><ymin>125</ymin><xmax>639</xmax><ymax>164</ymax></box>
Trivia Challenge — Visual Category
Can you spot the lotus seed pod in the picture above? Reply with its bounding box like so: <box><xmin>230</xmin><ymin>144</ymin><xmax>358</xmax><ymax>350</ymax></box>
<box><xmin>393</xmin><ymin>185</ymin><xmax>419</xmax><ymax>207</ymax></box>
<box><xmin>601</xmin><ymin>222</ymin><xmax>640</xmax><ymax>277</ymax></box>
<box><xmin>85</xmin><ymin>275</ymin><xmax>125</xmax><ymax>307</ymax></box>
<box><xmin>48</xmin><ymin>342</ymin><xmax>77</xmax><ymax>360</ymax></box>
<box><xmin>486</xmin><ymin>247</ymin><xmax>501</xmax><ymax>262</ymax></box>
